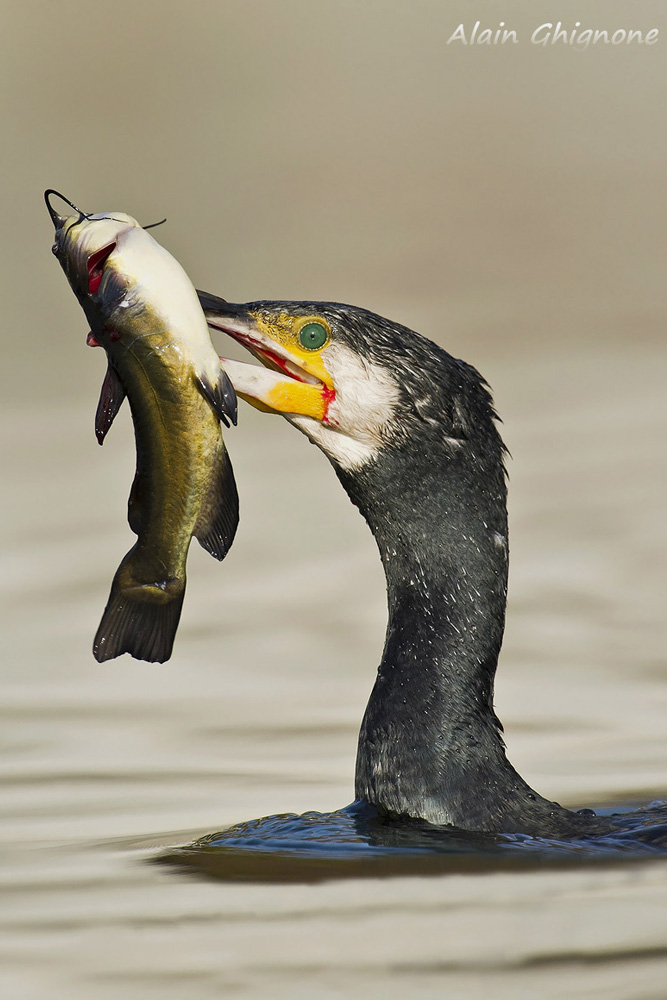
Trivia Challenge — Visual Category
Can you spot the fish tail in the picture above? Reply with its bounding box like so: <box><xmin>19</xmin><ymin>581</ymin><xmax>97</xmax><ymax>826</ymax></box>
<box><xmin>93</xmin><ymin>571</ymin><xmax>185</xmax><ymax>664</ymax></box>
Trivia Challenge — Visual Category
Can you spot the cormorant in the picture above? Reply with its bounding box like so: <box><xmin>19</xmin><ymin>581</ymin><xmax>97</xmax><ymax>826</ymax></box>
<box><xmin>198</xmin><ymin>293</ymin><xmax>612</xmax><ymax>839</ymax></box>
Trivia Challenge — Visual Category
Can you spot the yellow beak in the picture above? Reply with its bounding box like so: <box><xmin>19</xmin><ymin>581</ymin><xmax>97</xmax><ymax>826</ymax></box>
<box><xmin>218</xmin><ymin>358</ymin><xmax>329</xmax><ymax>420</ymax></box>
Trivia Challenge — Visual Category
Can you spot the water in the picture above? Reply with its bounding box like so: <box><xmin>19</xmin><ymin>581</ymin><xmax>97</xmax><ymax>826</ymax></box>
<box><xmin>161</xmin><ymin>801</ymin><xmax>667</xmax><ymax>885</ymax></box>
<box><xmin>3</xmin><ymin>1</ymin><xmax>667</xmax><ymax>996</ymax></box>
<box><xmin>4</xmin><ymin>337</ymin><xmax>667</xmax><ymax>998</ymax></box>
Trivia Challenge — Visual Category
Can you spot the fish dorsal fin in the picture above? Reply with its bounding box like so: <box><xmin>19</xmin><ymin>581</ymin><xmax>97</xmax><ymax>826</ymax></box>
<box><xmin>195</xmin><ymin>366</ymin><xmax>238</xmax><ymax>428</ymax></box>
<box><xmin>95</xmin><ymin>364</ymin><xmax>126</xmax><ymax>445</ymax></box>
<box><xmin>194</xmin><ymin>443</ymin><xmax>239</xmax><ymax>561</ymax></box>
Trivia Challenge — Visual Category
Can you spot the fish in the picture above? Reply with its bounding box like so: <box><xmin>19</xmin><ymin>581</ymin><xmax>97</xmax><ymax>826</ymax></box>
<box><xmin>45</xmin><ymin>190</ymin><xmax>239</xmax><ymax>663</ymax></box>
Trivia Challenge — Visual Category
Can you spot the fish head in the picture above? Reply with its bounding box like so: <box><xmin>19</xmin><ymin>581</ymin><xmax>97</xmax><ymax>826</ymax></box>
<box><xmin>46</xmin><ymin>191</ymin><xmax>215</xmax><ymax>369</ymax></box>
<box><xmin>46</xmin><ymin>192</ymin><xmax>141</xmax><ymax>310</ymax></box>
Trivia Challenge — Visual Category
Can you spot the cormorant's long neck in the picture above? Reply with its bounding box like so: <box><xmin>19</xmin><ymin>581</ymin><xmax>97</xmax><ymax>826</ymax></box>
<box><xmin>336</xmin><ymin>432</ymin><xmax>586</xmax><ymax>836</ymax></box>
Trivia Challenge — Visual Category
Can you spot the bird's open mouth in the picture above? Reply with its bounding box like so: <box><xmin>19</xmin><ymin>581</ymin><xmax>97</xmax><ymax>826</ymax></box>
<box><xmin>205</xmin><ymin>315</ymin><xmax>334</xmax><ymax>421</ymax></box>
<box><xmin>211</xmin><ymin>321</ymin><xmax>322</xmax><ymax>387</ymax></box>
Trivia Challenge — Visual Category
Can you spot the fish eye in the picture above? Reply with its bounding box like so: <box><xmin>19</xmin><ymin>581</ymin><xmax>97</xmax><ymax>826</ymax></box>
<box><xmin>298</xmin><ymin>322</ymin><xmax>328</xmax><ymax>351</ymax></box>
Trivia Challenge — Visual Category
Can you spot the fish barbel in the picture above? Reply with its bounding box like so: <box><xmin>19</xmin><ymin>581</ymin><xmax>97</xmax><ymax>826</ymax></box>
<box><xmin>46</xmin><ymin>190</ymin><xmax>238</xmax><ymax>663</ymax></box>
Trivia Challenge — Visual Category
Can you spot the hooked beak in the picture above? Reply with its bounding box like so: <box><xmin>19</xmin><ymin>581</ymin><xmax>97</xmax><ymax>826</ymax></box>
<box><xmin>44</xmin><ymin>189</ymin><xmax>83</xmax><ymax>231</ymax></box>
<box><xmin>198</xmin><ymin>291</ymin><xmax>334</xmax><ymax>421</ymax></box>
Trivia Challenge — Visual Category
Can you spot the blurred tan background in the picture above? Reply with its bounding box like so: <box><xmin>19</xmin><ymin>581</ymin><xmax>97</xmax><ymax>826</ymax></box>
<box><xmin>2</xmin><ymin>1</ymin><xmax>667</xmax><ymax>998</ymax></box>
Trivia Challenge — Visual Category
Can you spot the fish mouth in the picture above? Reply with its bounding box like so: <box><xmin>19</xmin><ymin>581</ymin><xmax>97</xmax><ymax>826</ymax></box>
<box><xmin>87</xmin><ymin>241</ymin><xmax>117</xmax><ymax>294</ymax></box>
<box><xmin>200</xmin><ymin>297</ymin><xmax>334</xmax><ymax>421</ymax></box>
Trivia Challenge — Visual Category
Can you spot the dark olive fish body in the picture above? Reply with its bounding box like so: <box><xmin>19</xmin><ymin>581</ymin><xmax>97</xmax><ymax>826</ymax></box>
<box><xmin>96</xmin><ymin>325</ymin><xmax>237</xmax><ymax>663</ymax></box>
<box><xmin>46</xmin><ymin>193</ymin><xmax>237</xmax><ymax>662</ymax></box>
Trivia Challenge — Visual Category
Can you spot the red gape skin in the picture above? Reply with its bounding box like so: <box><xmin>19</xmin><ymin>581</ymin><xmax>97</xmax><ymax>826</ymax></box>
<box><xmin>321</xmin><ymin>384</ymin><xmax>336</xmax><ymax>424</ymax></box>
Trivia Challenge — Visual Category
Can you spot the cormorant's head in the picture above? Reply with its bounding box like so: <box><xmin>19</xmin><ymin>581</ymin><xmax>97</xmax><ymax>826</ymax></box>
<box><xmin>200</xmin><ymin>293</ymin><xmax>501</xmax><ymax>473</ymax></box>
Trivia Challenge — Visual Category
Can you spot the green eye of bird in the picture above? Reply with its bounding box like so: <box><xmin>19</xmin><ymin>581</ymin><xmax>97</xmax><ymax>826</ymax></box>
<box><xmin>298</xmin><ymin>322</ymin><xmax>328</xmax><ymax>351</ymax></box>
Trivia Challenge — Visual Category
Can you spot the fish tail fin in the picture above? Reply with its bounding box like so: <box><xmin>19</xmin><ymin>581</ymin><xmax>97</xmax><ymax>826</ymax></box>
<box><xmin>93</xmin><ymin>570</ymin><xmax>185</xmax><ymax>664</ymax></box>
<box><xmin>195</xmin><ymin>445</ymin><xmax>239</xmax><ymax>561</ymax></box>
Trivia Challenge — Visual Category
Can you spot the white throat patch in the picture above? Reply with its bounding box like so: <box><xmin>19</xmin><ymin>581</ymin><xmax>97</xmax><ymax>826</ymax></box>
<box><xmin>288</xmin><ymin>342</ymin><xmax>400</xmax><ymax>471</ymax></box>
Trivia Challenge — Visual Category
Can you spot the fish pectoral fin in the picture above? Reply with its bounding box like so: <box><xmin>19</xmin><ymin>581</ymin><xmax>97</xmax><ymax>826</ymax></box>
<box><xmin>194</xmin><ymin>444</ymin><xmax>239</xmax><ymax>561</ymax></box>
<box><xmin>95</xmin><ymin>364</ymin><xmax>126</xmax><ymax>445</ymax></box>
<box><xmin>195</xmin><ymin>367</ymin><xmax>238</xmax><ymax>428</ymax></box>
